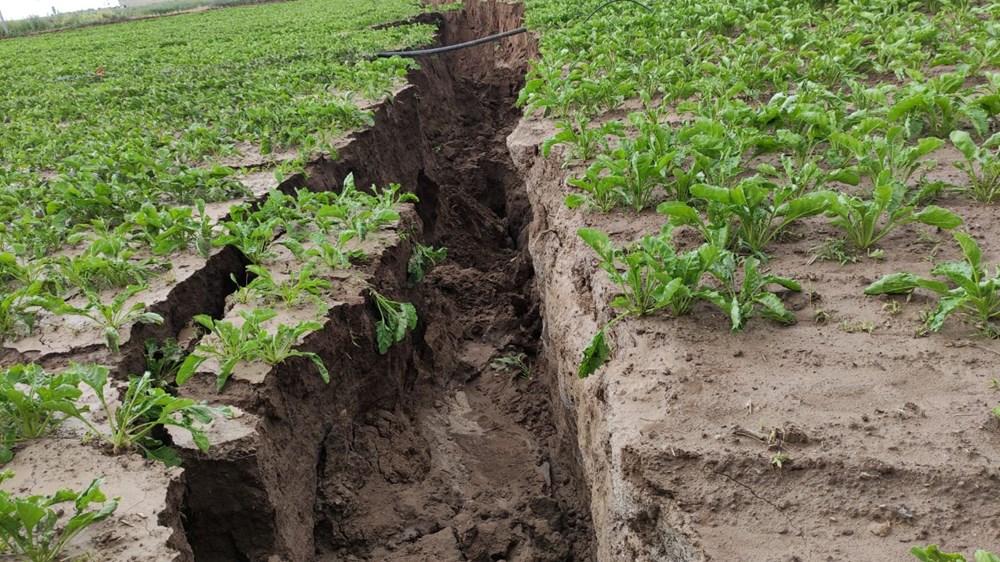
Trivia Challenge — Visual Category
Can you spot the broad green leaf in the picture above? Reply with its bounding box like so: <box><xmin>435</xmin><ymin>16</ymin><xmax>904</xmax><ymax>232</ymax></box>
<box><xmin>577</xmin><ymin>228</ymin><xmax>611</xmax><ymax>254</ymax></box>
<box><xmin>578</xmin><ymin>326</ymin><xmax>611</xmax><ymax>378</ymax></box>
<box><xmin>691</xmin><ymin>183</ymin><xmax>732</xmax><ymax>204</ymax></box>
<box><xmin>865</xmin><ymin>273</ymin><xmax>923</xmax><ymax>295</ymax></box>
<box><xmin>565</xmin><ymin>194</ymin><xmax>587</xmax><ymax>208</ymax></box>
<box><xmin>176</xmin><ymin>355</ymin><xmax>204</xmax><ymax>386</ymax></box>
<box><xmin>910</xmin><ymin>206</ymin><xmax>963</xmax><ymax>229</ymax></box>
<box><xmin>910</xmin><ymin>545</ymin><xmax>967</xmax><ymax>562</ymax></box>
<box><xmin>953</xmin><ymin>231</ymin><xmax>982</xmax><ymax>269</ymax></box>
<box><xmin>950</xmin><ymin>130</ymin><xmax>976</xmax><ymax>160</ymax></box>
<box><xmin>656</xmin><ymin>201</ymin><xmax>702</xmax><ymax>226</ymax></box>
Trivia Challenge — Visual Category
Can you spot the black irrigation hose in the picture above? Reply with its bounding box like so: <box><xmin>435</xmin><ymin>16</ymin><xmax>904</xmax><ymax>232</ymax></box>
<box><xmin>375</xmin><ymin>0</ymin><xmax>653</xmax><ymax>58</ymax></box>
<box><xmin>376</xmin><ymin>26</ymin><xmax>528</xmax><ymax>58</ymax></box>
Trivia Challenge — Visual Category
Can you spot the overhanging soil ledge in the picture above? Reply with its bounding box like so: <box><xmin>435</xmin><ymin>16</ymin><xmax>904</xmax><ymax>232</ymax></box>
<box><xmin>179</xmin><ymin>2</ymin><xmax>596</xmax><ymax>561</ymax></box>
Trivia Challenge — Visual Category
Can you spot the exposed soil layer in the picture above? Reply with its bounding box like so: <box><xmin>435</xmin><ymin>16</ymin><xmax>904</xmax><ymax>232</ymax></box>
<box><xmin>312</xmin><ymin>3</ymin><xmax>594</xmax><ymax>560</ymax></box>
<box><xmin>178</xmin><ymin>2</ymin><xmax>595</xmax><ymax>561</ymax></box>
<box><xmin>510</xmin><ymin>114</ymin><xmax>1000</xmax><ymax>560</ymax></box>
<box><xmin>1</xmin><ymin>4</ymin><xmax>594</xmax><ymax>562</ymax></box>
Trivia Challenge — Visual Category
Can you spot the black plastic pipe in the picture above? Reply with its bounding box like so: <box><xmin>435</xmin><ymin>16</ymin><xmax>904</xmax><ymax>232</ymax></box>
<box><xmin>375</xmin><ymin>26</ymin><xmax>528</xmax><ymax>58</ymax></box>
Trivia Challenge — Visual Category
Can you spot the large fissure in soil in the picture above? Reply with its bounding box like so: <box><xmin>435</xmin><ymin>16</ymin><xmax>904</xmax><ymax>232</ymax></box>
<box><xmin>181</xmin><ymin>3</ymin><xmax>594</xmax><ymax>561</ymax></box>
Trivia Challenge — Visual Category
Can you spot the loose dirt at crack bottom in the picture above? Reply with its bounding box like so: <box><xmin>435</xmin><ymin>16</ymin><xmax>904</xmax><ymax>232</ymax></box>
<box><xmin>308</xmin><ymin>6</ymin><xmax>594</xmax><ymax>561</ymax></box>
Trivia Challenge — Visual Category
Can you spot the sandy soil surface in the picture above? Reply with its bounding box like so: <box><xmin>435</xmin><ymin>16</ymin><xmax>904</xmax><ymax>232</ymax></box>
<box><xmin>511</xmin><ymin>103</ymin><xmax>1000</xmax><ymax>560</ymax></box>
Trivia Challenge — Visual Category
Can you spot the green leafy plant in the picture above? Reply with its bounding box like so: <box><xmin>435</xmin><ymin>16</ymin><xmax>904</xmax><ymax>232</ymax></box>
<box><xmin>577</xmin><ymin>228</ymin><xmax>686</xmax><ymax>318</ymax></box>
<box><xmin>0</xmin><ymin>365</ymin><xmax>82</xmax><ymax>463</ymax></box>
<box><xmin>368</xmin><ymin>288</ymin><xmax>417</xmax><ymax>355</ymax></box>
<box><xmin>543</xmin><ymin>115</ymin><xmax>625</xmax><ymax>163</ymax></box>
<box><xmin>824</xmin><ymin>171</ymin><xmax>963</xmax><ymax>251</ymax></box>
<box><xmin>144</xmin><ymin>338</ymin><xmax>186</xmax><ymax>389</ymax></box>
<box><xmin>887</xmin><ymin>71</ymin><xmax>984</xmax><ymax>137</ymax></box>
<box><xmin>56</xmin><ymin>285</ymin><xmax>164</xmax><ymax>353</ymax></box>
<box><xmin>490</xmin><ymin>352</ymin><xmax>531</xmax><ymax>379</ymax></box>
<box><xmin>176</xmin><ymin>310</ymin><xmax>328</xmax><ymax>389</ymax></box>
<box><xmin>214</xmin><ymin>206</ymin><xmax>279</xmax><ymax>265</ymax></box>
<box><xmin>950</xmin><ymin>131</ymin><xmax>1000</xmax><ymax>203</ymax></box>
<box><xmin>865</xmin><ymin>232</ymin><xmax>1000</xmax><ymax>336</ymax></box>
<box><xmin>700</xmin><ymin>255</ymin><xmax>801</xmax><ymax>332</ymax></box>
<box><xmin>407</xmin><ymin>243</ymin><xmax>447</xmax><ymax>287</ymax></box>
<box><xmin>0</xmin><ymin>283</ymin><xmax>53</xmax><ymax>344</ymax></box>
<box><xmin>770</xmin><ymin>451</ymin><xmax>791</xmax><ymax>469</ymax></box>
<box><xmin>831</xmin><ymin>125</ymin><xmax>944</xmax><ymax>186</ymax></box>
<box><xmin>254</xmin><ymin>321</ymin><xmax>329</xmax><ymax>383</ymax></box>
<box><xmin>58</xmin><ymin>365</ymin><xmax>229</xmax><ymax>466</ymax></box>
<box><xmin>0</xmin><ymin>471</ymin><xmax>118</xmax><ymax>562</ymax></box>
<box><xmin>659</xmin><ymin>177</ymin><xmax>834</xmax><ymax>255</ymax></box>
<box><xmin>576</xmin><ymin>226</ymin><xmax>777</xmax><ymax>377</ymax></box>
<box><xmin>911</xmin><ymin>545</ymin><xmax>1000</xmax><ymax>562</ymax></box>
<box><xmin>244</xmin><ymin>263</ymin><xmax>331</xmax><ymax>308</ymax></box>
<box><xmin>303</xmin><ymin>232</ymin><xmax>366</xmax><ymax>270</ymax></box>
<box><xmin>177</xmin><ymin>309</ymin><xmax>274</xmax><ymax>391</ymax></box>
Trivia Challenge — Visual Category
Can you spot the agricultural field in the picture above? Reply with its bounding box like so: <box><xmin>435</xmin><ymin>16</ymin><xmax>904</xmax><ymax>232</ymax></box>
<box><xmin>0</xmin><ymin>0</ymin><xmax>453</xmax><ymax>559</ymax></box>
<box><xmin>513</xmin><ymin>0</ymin><xmax>1000</xmax><ymax>559</ymax></box>
<box><xmin>2</xmin><ymin>0</ymin><xmax>1000</xmax><ymax>559</ymax></box>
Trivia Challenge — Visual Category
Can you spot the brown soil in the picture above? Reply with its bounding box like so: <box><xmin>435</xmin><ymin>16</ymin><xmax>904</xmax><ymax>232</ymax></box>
<box><xmin>511</xmin><ymin>110</ymin><xmax>1000</xmax><ymax>559</ymax></box>
<box><xmin>1</xmin><ymin>3</ymin><xmax>594</xmax><ymax>562</ymax></box>
<box><xmin>174</xmin><ymin>2</ymin><xmax>593</xmax><ymax>561</ymax></box>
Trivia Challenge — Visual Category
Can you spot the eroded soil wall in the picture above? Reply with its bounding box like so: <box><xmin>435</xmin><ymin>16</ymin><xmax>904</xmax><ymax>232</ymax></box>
<box><xmin>182</xmin><ymin>2</ymin><xmax>595</xmax><ymax>561</ymax></box>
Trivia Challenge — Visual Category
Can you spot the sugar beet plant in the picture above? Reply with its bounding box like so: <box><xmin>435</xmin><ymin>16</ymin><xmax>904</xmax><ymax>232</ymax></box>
<box><xmin>0</xmin><ymin>365</ymin><xmax>82</xmax><ymax>463</ymax></box>
<box><xmin>177</xmin><ymin>310</ymin><xmax>330</xmax><ymax>392</ymax></box>
<box><xmin>865</xmin><ymin>232</ymin><xmax>1000</xmax><ymax>337</ymax></box>
<box><xmin>55</xmin><ymin>364</ymin><xmax>231</xmax><ymax>466</ymax></box>
<box><xmin>368</xmin><ymin>288</ymin><xmax>418</xmax><ymax>355</ymax></box>
<box><xmin>576</xmin><ymin>226</ymin><xmax>800</xmax><ymax>377</ymax></box>
<box><xmin>950</xmin><ymin>131</ymin><xmax>1000</xmax><ymax>203</ymax></box>
<box><xmin>911</xmin><ymin>545</ymin><xmax>1000</xmax><ymax>562</ymax></box>
<box><xmin>0</xmin><ymin>471</ymin><xmax>118</xmax><ymax>562</ymax></box>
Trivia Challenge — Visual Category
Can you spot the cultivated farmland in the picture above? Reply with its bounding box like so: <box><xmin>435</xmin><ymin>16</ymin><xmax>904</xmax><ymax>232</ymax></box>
<box><xmin>0</xmin><ymin>0</ymin><xmax>998</xmax><ymax>560</ymax></box>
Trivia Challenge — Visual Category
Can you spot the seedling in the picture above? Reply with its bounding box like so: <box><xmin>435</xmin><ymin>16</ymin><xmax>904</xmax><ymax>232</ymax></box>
<box><xmin>0</xmin><ymin>471</ymin><xmax>118</xmax><ymax>562</ymax></box>
<box><xmin>988</xmin><ymin>378</ymin><xmax>999</xmax><ymax>391</ymax></box>
<box><xmin>368</xmin><ymin>288</ymin><xmax>417</xmax><ymax>355</ymax></box>
<box><xmin>910</xmin><ymin>545</ymin><xmax>1000</xmax><ymax>562</ymax></box>
<box><xmin>865</xmin><ymin>232</ymin><xmax>1000</xmax><ymax>336</ymax></box>
<box><xmin>807</xmin><ymin>239</ymin><xmax>859</xmax><ymax>265</ymax></box>
<box><xmin>407</xmin><ymin>243</ymin><xmax>447</xmax><ymax>287</ymax></box>
<box><xmin>950</xmin><ymin>131</ymin><xmax>1000</xmax><ymax>203</ymax></box>
<box><xmin>882</xmin><ymin>300</ymin><xmax>903</xmax><ymax>317</ymax></box>
<box><xmin>177</xmin><ymin>309</ymin><xmax>275</xmax><ymax>392</ymax></box>
<box><xmin>144</xmin><ymin>338</ymin><xmax>186</xmax><ymax>389</ymax></box>
<box><xmin>244</xmin><ymin>264</ymin><xmax>331</xmax><ymax>308</ymax></box>
<box><xmin>58</xmin><ymin>365</ymin><xmax>230</xmax><ymax>466</ymax></box>
<box><xmin>491</xmin><ymin>352</ymin><xmax>531</xmax><ymax>379</ymax></box>
<box><xmin>0</xmin><ymin>365</ymin><xmax>82</xmax><ymax>463</ymax></box>
<box><xmin>770</xmin><ymin>451</ymin><xmax>791</xmax><ymax>469</ymax></box>
<box><xmin>825</xmin><ymin>170</ymin><xmax>963</xmax><ymax>251</ymax></box>
<box><xmin>56</xmin><ymin>285</ymin><xmax>163</xmax><ymax>354</ymax></box>
<box><xmin>254</xmin><ymin>321</ymin><xmax>329</xmax><ymax>383</ymax></box>
<box><xmin>813</xmin><ymin>308</ymin><xmax>832</xmax><ymax>325</ymax></box>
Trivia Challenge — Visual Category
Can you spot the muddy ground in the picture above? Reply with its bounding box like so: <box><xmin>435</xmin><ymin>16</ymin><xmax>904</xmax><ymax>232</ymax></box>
<box><xmin>512</xmin><ymin>108</ymin><xmax>1000</xmax><ymax>560</ymax></box>
<box><xmin>6</xmin><ymin>0</ymin><xmax>999</xmax><ymax>560</ymax></box>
